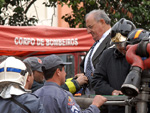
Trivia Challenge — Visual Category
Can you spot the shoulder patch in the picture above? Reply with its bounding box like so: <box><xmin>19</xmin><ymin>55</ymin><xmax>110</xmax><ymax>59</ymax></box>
<box><xmin>68</xmin><ymin>96</ymin><xmax>75</xmax><ymax>106</ymax></box>
<box><xmin>67</xmin><ymin>96</ymin><xmax>80</xmax><ymax>113</ymax></box>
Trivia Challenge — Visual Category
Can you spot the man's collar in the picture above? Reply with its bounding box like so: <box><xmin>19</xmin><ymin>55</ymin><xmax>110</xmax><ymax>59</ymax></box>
<box><xmin>99</xmin><ymin>28</ymin><xmax>111</xmax><ymax>41</ymax></box>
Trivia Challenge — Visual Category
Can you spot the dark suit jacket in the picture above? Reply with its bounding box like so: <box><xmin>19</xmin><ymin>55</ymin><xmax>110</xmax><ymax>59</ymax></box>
<box><xmin>80</xmin><ymin>33</ymin><xmax>111</xmax><ymax>73</ymax></box>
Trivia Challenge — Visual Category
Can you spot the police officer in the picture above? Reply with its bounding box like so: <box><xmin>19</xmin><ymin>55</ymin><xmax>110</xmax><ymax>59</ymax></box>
<box><xmin>34</xmin><ymin>54</ymin><xmax>107</xmax><ymax>113</ymax></box>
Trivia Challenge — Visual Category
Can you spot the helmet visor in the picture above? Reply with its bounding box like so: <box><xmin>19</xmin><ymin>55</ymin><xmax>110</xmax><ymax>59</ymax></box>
<box><xmin>111</xmin><ymin>33</ymin><xmax>127</xmax><ymax>44</ymax></box>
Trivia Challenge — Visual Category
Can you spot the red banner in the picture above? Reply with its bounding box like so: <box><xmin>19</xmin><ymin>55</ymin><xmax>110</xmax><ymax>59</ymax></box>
<box><xmin>0</xmin><ymin>25</ymin><xmax>94</xmax><ymax>57</ymax></box>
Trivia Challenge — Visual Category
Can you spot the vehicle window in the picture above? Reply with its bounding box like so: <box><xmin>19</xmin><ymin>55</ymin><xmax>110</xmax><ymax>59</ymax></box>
<box><xmin>58</xmin><ymin>54</ymin><xmax>74</xmax><ymax>79</ymax></box>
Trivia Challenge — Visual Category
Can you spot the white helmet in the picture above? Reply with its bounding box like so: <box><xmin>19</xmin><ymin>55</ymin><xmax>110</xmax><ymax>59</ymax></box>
<box><xmin>0</xmin><ymin>57</ymin><xmax>28</xmax><ymax>86</ymax></box>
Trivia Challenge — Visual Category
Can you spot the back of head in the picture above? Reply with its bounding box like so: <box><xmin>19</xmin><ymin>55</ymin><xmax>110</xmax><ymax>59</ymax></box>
<box><xmin>0</xmin><ymin>57</ymin><xmax>28</xmax><ymax>86</ymax></box>
<box><xmin>111</xmin><ymin>18</ymin><xmax>136</xmax><ymax>44</ymax></box>
<box><xmin>127</xmin><ymin>28</ymin><xmax>150</xmax><ymax>45</ymax></box>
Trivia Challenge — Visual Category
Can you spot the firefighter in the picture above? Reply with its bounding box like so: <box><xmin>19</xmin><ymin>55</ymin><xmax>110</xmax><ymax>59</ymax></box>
<box><xmin>34</xmin><ymin>54</ymin><xmax>107</xmax><ymax>113</ymax></box>
<box><xmin>0</xmin><ymin>57</ymin><xmax>45</xmax><ymax>113</ymax></box>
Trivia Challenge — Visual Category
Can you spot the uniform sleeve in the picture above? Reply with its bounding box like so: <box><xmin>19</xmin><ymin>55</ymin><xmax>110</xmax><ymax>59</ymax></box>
<box><xmin>36</xmin><ymin>99</ymin><xmax>46</xmax><ymax>113</ymax></box>
<box><xmin>61</xmin><ymin>78</ymin><xmax>81</xmax><ymax>94</ymax></box>
<box><xmin>22</xmin><ymin>94</ymin><xmax>45</xmax><ymax>113</ymax></box>
<box><xmin>63</xmin><ymin>92</ymin><xmax>100</xmax><ymax>113</ymax></box>
<box><xmin>91</xmin><ymin>50</ymin><xmax>114</xmax><ymax>95</ymax></box>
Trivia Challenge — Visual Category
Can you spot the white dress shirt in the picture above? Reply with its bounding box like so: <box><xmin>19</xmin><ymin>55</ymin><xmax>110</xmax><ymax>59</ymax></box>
<box><xmin>84</xmin><ymin>28</ymin><xmax>111</xmax><ymax>73</ymax></box>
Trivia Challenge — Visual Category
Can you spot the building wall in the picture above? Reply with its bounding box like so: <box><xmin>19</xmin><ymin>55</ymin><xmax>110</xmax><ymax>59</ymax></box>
<box><xmin>26</xmin><ymin>0</ymin><xmax>72</xmax><ymax>27</ymax></box>
<box><xmin>57</xmin><ymin>2</ymin><xmax>83</xmax><ymax>28</ymax></box>
<box><xmin>27</xmin><ymin>0</ymin><xmax>58</xmax><ymax>26</ymax></box>
<box><xmin>57</xmin><ymin>4</ymin><xmax>71</xmax><ymax>27</ymax></box>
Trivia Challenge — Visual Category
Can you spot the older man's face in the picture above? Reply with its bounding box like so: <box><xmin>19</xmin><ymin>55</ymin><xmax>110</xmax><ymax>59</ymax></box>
<box><xmin>86</xmin><ymin>14</ymin><xmax>104</xmax><ymax>42</ymax></box>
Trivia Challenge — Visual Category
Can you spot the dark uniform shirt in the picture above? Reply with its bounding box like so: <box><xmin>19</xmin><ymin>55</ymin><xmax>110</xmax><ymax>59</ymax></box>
<box><xmin>0</xmin><ymin>93</ymin><xmax>45</xmax><ymax>113</ymax></box>
<box><xmin>34</xmin><ymin>82</ymin><xmax>100</xmax><ymax>113</ymax></box>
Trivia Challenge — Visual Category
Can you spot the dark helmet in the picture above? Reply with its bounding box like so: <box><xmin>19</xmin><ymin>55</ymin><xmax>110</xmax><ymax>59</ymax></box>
<box><xmin>111</xmin><ymin>18</ymin><xmax>136</xmax><ymax>44</ymax></box>
<box><xmin>127</xmin><ymin>28</ymin><xmax>150</xmax><ymax>45</ymax></box>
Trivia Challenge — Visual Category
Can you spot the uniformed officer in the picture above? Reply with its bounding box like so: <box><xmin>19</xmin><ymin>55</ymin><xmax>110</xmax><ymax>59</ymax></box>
<box><xmin>0</xmin><ymin>57</ymin><xmax>45</xmax><ymax>113</ymax></box>
<box><xmin>34</xmin><ymin>54</ymin><xmax>107</xmax><ymax>113</ymax></box>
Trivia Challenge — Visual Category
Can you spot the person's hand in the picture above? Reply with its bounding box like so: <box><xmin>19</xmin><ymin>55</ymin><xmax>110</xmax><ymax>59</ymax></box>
<box><xmin>74</xmin><ymin>73</ymin><xmax>84</xmax><ymax>78</ymax></box>
<box><xmin>76</xmin><ymin>75</ymin><xmax>88</xmax><ymax>86</ymax></box>
<box><xmin>112</xmin><ymin>90</ymin><xmax>123</xmax><ymax>96</ymax></box>
<box><xmin>92</xmin><ymin>95</ymin><xmax>107</xmax><ymax>108</ymax></box>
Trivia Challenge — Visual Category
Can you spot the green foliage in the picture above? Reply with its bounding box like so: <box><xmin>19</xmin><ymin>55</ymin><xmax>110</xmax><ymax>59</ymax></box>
<box><xmin>0</xmin><ymin>0</ymin><xmax>4</xmax><ymax>9</ymax></box>
<box><xmin>0</xmin><ymin>0</ymin><xmax>38</xmax><ymax>26</ymax></box>
<box><xmin>101</xmin><ymin>0</ymin><xmax>150</xmax><ymax>30</ymax></box>
<box><xmin>59</xmin><ymin>0</ymin><xmax>99</xmax><ymax>28</ymax></box>
<box><xmin>48</xmin><ymin>0</ymin><xmax>150</xmax><ymax>30</ymax></box>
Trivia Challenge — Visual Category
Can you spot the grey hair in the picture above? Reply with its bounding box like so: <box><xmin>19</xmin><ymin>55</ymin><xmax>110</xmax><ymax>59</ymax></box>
<box><xmin>85</xmin><ymin>9</ymin><xmax>111</xmax><ymax>25</ymax></box>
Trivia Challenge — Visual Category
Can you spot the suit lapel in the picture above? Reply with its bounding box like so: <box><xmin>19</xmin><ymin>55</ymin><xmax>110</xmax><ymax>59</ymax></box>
<box><xmin>92</xmin><ymin>34</ymin><xmax>111</xmax><ymax>62</ymax></box>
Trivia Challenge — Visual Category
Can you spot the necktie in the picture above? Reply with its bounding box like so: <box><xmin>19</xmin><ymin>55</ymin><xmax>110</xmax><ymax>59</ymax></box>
<box><xmin>85</xmin><ymin>41</ymin><xmax>98</xmax><ymax>84</ymax></box>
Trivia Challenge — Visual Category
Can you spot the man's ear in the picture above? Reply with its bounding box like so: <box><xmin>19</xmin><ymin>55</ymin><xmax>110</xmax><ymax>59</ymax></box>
<box><xmin>56</xmin><ymin>68</ymin><xmax>61</xmax><ymax>77</ymax></box>
<box><xmin>26</xmin><ymin>75</ymin><xmax>30</xmax><ymax>82</ymax></box>
<box><xmin>100</xmin><ymin>18</ymin><xmax>105</xmax><ymax>24</ymax></box>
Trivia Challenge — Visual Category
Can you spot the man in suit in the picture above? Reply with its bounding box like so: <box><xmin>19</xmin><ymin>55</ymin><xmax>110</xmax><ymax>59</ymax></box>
<box><xmin>91</xmin><ymin>18</ymin><xmax>136</xmax><ymax>113</ymax></box>
<box><xmin>80</xmin><ymin>9</ymin><xmax>111</xmax><ymax>94</ymax></box>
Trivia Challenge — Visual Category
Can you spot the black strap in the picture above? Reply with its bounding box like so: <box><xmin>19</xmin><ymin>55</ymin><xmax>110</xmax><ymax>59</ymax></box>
<box><xmin>11</xmin><ymin>97</ymin><xmax>31</xmax><ymax>113</ymax></box>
